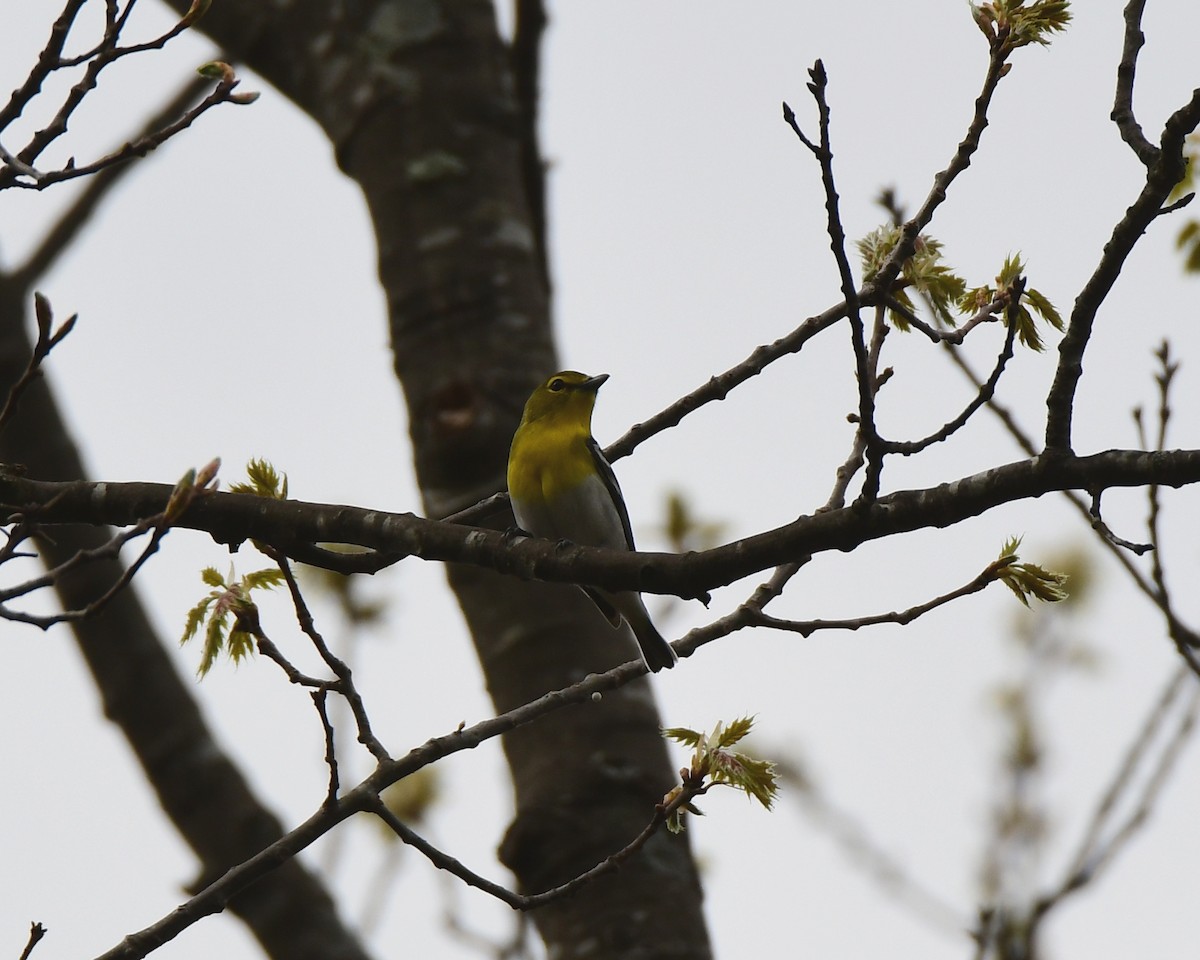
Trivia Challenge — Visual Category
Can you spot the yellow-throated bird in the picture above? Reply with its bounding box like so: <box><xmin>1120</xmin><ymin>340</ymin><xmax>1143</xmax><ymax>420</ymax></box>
<box><xmin>507</xmin><ymin>371</ymin><xmax>677</xmax><ymax>672</ymax></box>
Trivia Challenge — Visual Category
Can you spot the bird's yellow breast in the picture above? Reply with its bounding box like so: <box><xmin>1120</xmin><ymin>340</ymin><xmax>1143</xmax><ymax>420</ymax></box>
<box><xmin>507</xmin><ymin>418</ymin><xmax>595</xmax><ymax>504</ymax></box>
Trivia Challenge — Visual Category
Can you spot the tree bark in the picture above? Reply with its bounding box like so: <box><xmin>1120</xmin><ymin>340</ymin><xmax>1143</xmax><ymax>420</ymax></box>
<box><xmin>155</xmin><ymin>1</ymin><xmax>713</xmax><ymax>957</ymax></box>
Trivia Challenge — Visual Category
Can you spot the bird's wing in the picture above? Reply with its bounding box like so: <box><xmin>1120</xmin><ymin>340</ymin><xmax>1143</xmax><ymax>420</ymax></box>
<box><xmin>587</xmin><ymin>437</ymin><xmax>636</xmax><ymax>550</ymax></box>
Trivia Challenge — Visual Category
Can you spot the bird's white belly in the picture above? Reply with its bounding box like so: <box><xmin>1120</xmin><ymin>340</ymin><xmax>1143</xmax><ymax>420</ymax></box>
<box><xmin>512</xmin><ymin>472</ymin><xmax>629</xmax><ymax>550</ymax></box>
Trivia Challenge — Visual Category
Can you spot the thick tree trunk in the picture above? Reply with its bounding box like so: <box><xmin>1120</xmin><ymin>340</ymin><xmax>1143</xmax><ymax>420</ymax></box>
<box><xmin>163</xmin><ymin>1</ymin><xmax>712</xmax><ymax>955</ymax></box>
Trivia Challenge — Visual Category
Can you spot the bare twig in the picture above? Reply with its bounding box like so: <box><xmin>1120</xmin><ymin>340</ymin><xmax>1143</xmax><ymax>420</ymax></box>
<box><xmin>368</xmin><ymin>765</ymin><xmax>701</xmax><ymax>911</ymax></box>
<box><xmin>0</xmin><ymin>0</ymin><xmax>88</xmax><ymax>132</ymax></box>
<box><xmin>18</xmin><ymin>922</ymin><xmax>47</xmax><ymax>960</ymax></box>
<box><xmin>268</xmin><ymin>549</ymin><xmax>391</xmax><ymax>763</ymax></box>
<box><xmin>0</xmin><ymin>293</ymin><xmax>77</xmax><ymax>434</ymax></box>
<box><xmin>822</xmin><ymin>308</ymin><xmax>890</xmax><ymax>510</ymax></box>
<box><xmin>746</xmin><ymin>554</ymin><xmax>1014</xmax><ymax>637</ymax></box>
<box><xmin>787</xmin><ymin>63</ymin><xmax>881</xmax><ymax>500</ymax></box>
<box><xmin>313</xmin><ymin>689</ymin><xmax>341</xmax><ymax>808</ymax></box>
<box><xmin>92</xmin><ymin>654</ymin><xmax>706</xmax><ymax>959</ymax></box>
<box><xmin>11</xmin><ymin>76</ymin><xmax>209</xmax><ymax>287</ymax></box>
<box><xmin>604</xmin><ymin>300</ymin><xmax>851</xmax><ymax>464</ymax></box>
<box><xmin>0</xmin><ymin>480</ymin><xmax>201</xmax><ymax>628</ymax></box>
<box><xmin>249</xmin><ymin>630</ymin><xmax>345</xmax><ymax>806</ymax></box>
<box><xmin>883</xmin><ymin>293</ymin><xmax>1019</xmax><ymax>457</ymax></box>
<box><xmin>1045</xmin><ymin>59</ymin><xmax>1200</xmax><ymax>451</ymax></box>
<box><xmin>1111</xmin><ymin>0</ymin><xmax>1157</xmax><ymax>164</ymax></box>
<box><xmin>866</xmin><ymin>28</ymin><xmax>1014</xmax><ymax>302</ymax></box>
<box><xmin>1086</xmin><ymin>490</ymin><xmax>1154</xmax><ymax>556</ymax></box>
<box><xmin>1</xmin><ymin>5</ymin><xmax>254</xmax><ymax>192</ymax></box>
<box><xmin>883</xmin><ymin>294</ymin><xmax>1005</xmax><ymax>345</ymax></box>
<box><xmin>7</xmin><ymin>71</ymin><xmax>257</xmax><ymax>191</ymax></box>
<box><xmin>253</xmin><ymin>633</ymin><xmax>336</xmax><ymax>690</ymax></box>
<box><xmin>1146</xmin><ymin>341</ymin><xmax>1177</xmax><ymax>595</ymax></box>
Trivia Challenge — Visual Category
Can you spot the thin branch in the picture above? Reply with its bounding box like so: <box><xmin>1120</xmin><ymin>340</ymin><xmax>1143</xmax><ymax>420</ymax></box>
<box><xmin>1137</xmin><ymin>343</ymin><xmax>1200</xmax><ymax>675</ymax></box>
<box><xmin>92</xmin><ymin>654</ymin><xmax>698</xmax><ymax>958</ymax></box>
<box><xmin>313</xmin><ymin>689</ymin><xmax>341</xmax><ymax>809</ymax></box>
<box><xmin>7</xmin><ymin>72</ymin><xmax>257</xmax><ymax>191</ymax></box>
<box><xmin>882</xmin><ymin>283</ymin><xmax>1020</xmax><ymax>457</ymax></box>
<box><xmin>677</xmin><ymin>561</ymin><xmax>815</xmax><ymax>661</ymax></box>
<box><xmin>253</xmin><ymin>633</ymin><xmax>336</xmax><ymax>691</ymax></box>
<box><xmin>368</xmin><ymin>768</ymin><xmax>706</xmax><ymax>912</ymax></box>
<box><xmin>245</xmin><ymin>630</ymin><xmax>345</xmax><ymax>806</ymax></box>
<box><xmin>865</xmin><ymin>29</ymin><xmax>1014</xmax><ymax>302</ymax></box>
<box><xmin>821</xmin><ymin>309</ymin><xmax>890</xmax><ymax>510</ymax></box>
<box><xmin>0</xmin><ymin>0</ymin><xmax>88</xmax><ymax>131</ymax></box>
<box><xmin>368</xmin><ymin>797</ymin><xmax>526</xmax><ymax>908</ymax></box>
<box><xmin>1146</xmin><ymin>341</ymin><xmax>1177</xmax><ymax>597</ymax></box>
<box><xmin>0</xmin><ymin>461</ymin><xmax>217</xmax><ymax>627</ymax></box>
<box><xmin>1</xmin><ymin>3</ymin><xmax>253</xmax><ymax>193</ymax></box>
<box><xmin>885</xmin><ymin>294</ymin><xmax>1005</xmax><ymax>345</ymax></box>
<box><xmin>18</xmin><ymin>922</ymin><xmax>47</xmax><ymax>960</ymax></box>
<box><xmin>0</xmin><ymin>293</ymin><xmax>77</xmax><ymax>434</ymax></box>
<box><xmin>604</xmin><ymin>300</ymin><xmax>851</xmax><ymax>464</ymax></box>
<box><xmin>268</xmin><ymin>549</ymin><xmax>391</xmax><ymax>762</ymax></box>
<box><xmin>1111</xmin><ymin>0</ymin><xmax>1157</xmax><ymax>164</ymax></box>
<box><xmin>1086</xmin><ymin>490</ymin><xmax>1154</xmax><ymax>555</ymax></box>
<box><xmin>1045</xmin><ymin>83</ymin><xmax>1200</xmax><ymax>451</ymax></box>
<box><xmin>745</xmin><ymin>554</ymin><xmax>1013</xmax><ymax>637</ymax></box>
<box><xmin>1</xmin><ymin>509</ymin><xmax>166</xmax><ymax>626</ymax></box>
<box><xmin>11</xmin><ymin>76</ymin><xmax>209</xmax><ymax>286</ymax></box>
<box><xmin>787</xmin><ymin>64</ymin><xmax>882</xmax><ymax>499</ymax></box>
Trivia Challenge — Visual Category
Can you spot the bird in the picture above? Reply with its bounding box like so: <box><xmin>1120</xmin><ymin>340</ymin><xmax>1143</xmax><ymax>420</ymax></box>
<box><xmin>507</xmin><ymin>371</ymin><xmax>677</xmax><ymax>672</ymax></box>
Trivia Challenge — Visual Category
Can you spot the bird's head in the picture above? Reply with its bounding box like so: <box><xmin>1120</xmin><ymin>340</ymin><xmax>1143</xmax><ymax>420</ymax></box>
<box><xmin>519</xmin><ymin>370</ymin><xmax>609</xmax><ymax>426</ymax></box>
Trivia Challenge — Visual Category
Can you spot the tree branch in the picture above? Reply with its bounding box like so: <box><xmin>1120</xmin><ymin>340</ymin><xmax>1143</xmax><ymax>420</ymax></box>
<box><xmin>7</xmin><ymin>448</ymin><xmax>1200</xmax><ymax>604</ymax></box>
<box><xmin>93</xmin><ymin>653</ymin><xmax>682</xmax><ymax>960</ymax></box>
<box><xmin>747</xmin><ymin>552</ymin><xmax>1015</xmax><ymax>636</ymax></box>
<box><xmin>1045</xmin><ymin>80</ymin><xmax>1200</xmax><ymax>451</ymax></box>
<box><xmin>1111</xmin><ymin>0</ymin><xmax>1157</xmax><ymax>164</ymax></box>
<box><xmin>10</xmin><ymin>76</ymin><xmax>210</xmax><ymax>286</ymax></box>
<box><xmin>882</xmin><ymin>282</ymin><xmax>1020</xmax><ymax>457</ymax></box>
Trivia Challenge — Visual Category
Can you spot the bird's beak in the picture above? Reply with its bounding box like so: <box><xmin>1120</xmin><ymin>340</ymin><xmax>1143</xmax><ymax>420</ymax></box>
<box><xmin>582</xmin><ymin>373</ymin><xmax>610</xmax><ymax>392</ymax></box>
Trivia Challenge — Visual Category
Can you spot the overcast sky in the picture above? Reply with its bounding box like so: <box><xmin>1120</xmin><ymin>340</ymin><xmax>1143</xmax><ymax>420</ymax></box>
<box><xmin>3</xmin><ymin>2</ymin><xmax>1200</xmax><ymax>959</ymax></box>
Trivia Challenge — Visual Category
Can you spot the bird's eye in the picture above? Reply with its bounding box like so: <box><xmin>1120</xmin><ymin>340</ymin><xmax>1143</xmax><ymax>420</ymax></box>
<box><xmin>548</xmin><ymin>377</ymin><xmax>566</xmax><ymax>392</ymax></box>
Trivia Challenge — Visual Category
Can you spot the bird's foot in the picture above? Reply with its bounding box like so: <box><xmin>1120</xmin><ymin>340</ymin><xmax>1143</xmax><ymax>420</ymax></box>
<box><xmin>502</xmin><ymin>525</ymin><xmax>533</xmax><ymax>544</ymax></box>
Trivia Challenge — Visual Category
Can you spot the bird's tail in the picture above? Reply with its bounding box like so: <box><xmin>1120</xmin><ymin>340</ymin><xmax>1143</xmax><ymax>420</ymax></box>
<box><xmin>615</xmin><ymin>593</ymin><xmax>677</xmax><ymax>673</ymax></box>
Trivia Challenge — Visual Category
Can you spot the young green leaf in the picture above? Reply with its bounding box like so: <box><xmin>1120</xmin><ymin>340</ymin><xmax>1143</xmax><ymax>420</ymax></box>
<box><xmin>856</xmin><ymin>226</ymin><xmax>968</xmax><ymax>330</ymax></box>
<box><xmin>180</xmin><ymin>564</ymin><xmax>283</xmax><ymax>676</ymax></box>
<box><xmin>973</xmin><ymin>1</ymin><xmax>1072</xmax><ymax>51</ymax></box>
<box><xmin>230</xmin><ymin>458</ymin><xmax>289</xmax><ymax>499</ymax></box>
<box><xmin>663</xmin><ymin>717</ymin><xmax>779</xmax><ymax>832</ymax></box>
<box><xmin>994</xmin><ymin>537</ymin><xmax>1070</xmax><ymax>606</ymax></box>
